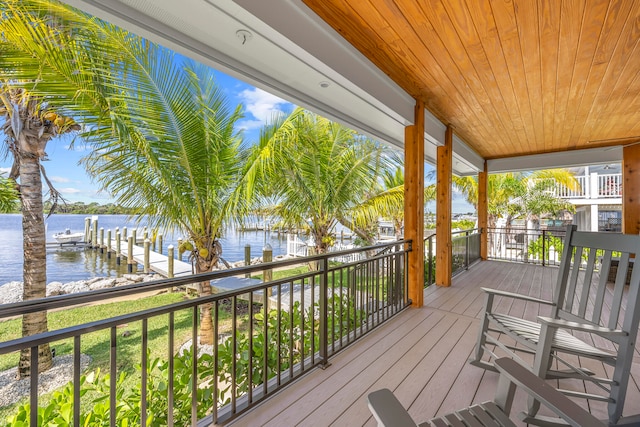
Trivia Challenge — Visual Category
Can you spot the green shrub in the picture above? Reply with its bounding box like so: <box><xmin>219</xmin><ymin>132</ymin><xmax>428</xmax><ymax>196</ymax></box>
<box><xmin>4</xmin><ymin>347</ymin><xmax>215</xmax><ymax>427</ymax></box>
<box><xmin>527</xmin><ymin>235</ymin><xmax>564</xmax><ymax>262</ymax></box>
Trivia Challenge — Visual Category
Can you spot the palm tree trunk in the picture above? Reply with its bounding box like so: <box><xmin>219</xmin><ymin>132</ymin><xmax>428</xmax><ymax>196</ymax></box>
<box><xmin>199</xmin><ymin>279</ymin><xmax>214</xmax><ymax>345</ymax></box>
<box><xmin>18</xmin><ymin>153</ymin><xmax>52</xmax><ymax>378</ymax></box>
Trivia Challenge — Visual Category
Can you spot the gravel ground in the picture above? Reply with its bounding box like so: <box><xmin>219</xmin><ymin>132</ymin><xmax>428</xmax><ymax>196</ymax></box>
<box><xmin>0</xmin><ymin>354</ymin><xmax>91</xmax><ymax>408</ymax></box>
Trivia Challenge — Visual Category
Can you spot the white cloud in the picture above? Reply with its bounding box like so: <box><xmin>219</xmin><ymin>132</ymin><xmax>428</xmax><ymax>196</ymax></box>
<box><xmin>237</xmin><ymin>88</ymin><xmax>291</xmax><ymax>131</ymax></box>
<box><xmin>59</xmin><ymin>187</ymin><xmax>82</xmax><ymax>194</ymax></box>
<box><xmin>50</xmin><ymin>176</ymin><xmax>71</xmax><ymax>183</ymax></box>
<box><xmin>0</xmin><ymin>167</ymin><xmax>10</xmax><ymax>175</ymax></box>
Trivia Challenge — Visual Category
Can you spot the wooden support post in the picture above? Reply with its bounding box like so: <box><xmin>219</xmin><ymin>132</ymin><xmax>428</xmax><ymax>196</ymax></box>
<box><xmin>263</xmin><ymin>244</ymin><xmax>273</xmax><ymax>310</ymax></box>
<box><xmin>99</xmin><ymin>228</ymin><xmax>104</xmax><ymax>253</ymax></box>
<box><xmin>143</xmin><ymin>239</ymin><xmax>150</xmax><ymax>274</ymax></box>
<box><xmin>478</xmin><ymin>161</ymin><xmax>488</xmax><ymax>260</ymax></box>
<box><xmin>404</xmin><ymin>100</ymin><xmax>425</xmax><ymax>307</ymax></box>
<box><xmin>115</xmin><ymin>231</ymin><xmax>121</xmax><ymax>265</ymax></box>
<box><xmin>92</xmin><ymin>219</ymin><xmax>98</xmax><ymax>249</ymax></box>
<box><xmin>127</xmin><ymin>236</ymin><xmax>134</xmax><ymax>273</ymax></box>
<box><xmin>245</xmin><ymin>244</ymin><xmax>251</xmax><ymax>278</ymax></box>
<box><xmin>122</xmin><ymin>226</ymin><xmax>127</xmax><ymax>241</ymax></box>
<box><xmin>167</xmin><ymin>245</ymin><xmax>175</xmax><ymax>279</ymax></box>
<box><xmin>623</xmin><ymin>144</ymin><xmax>640</xmax><ymax>234</ymax></box>
<box><xmin>177</xmin><ymin>238</ymin><xmax>184</xmax><ymax>261</ymax></box>
<box><xmin>158</xmin><ymin>234</ymin><xmax>163</xmax><ymax>255</ymax></box>
<box><xmin>106</xmin><ymin>230</ymin><xmax>112</xmax><ymax>258</ymax></box>
<box><xmin>143</xmin><ymin>226</ymin><xmax>148</xmax><ymax>241</ymax></box>
<box><xmin>436</xmin><ymin>126</ymin><xmax>453</xmax><ymax>287</ymax></box>
<box><xmin>84</xmin><ymin>217</ymin><xmax>91</xmax><ymax>244</ymax></box>
<box><xmin>132</xmin><ymin>228</ymin><xmax>137</xmax><ymax>245</ymax></box>
<box><xmin>263</xmin><ymin>244</ymin><xmax>273</xmax><ymax>282</ymax></box>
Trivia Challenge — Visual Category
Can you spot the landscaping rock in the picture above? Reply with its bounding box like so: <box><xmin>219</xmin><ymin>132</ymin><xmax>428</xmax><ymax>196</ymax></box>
<box><xmin>0</xmin><ymin>282</ymin><xmax>23</xmax><ymax>304</ymax></box>
<box><xmin>46</xmin><ymin>281</ymin><xmax>64</xmax><ymax>297</ymax></box>
<box><xmin>89</xmin><ymin>278</ymin><xmax>116</xmax><ymax>290</ymax></box>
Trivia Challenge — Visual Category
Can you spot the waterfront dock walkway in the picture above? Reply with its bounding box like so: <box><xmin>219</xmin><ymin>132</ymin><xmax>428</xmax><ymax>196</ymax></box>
<box><xmin>106</xmin><ymin>239</ymin><xmax>193</xmax><ymax>277</ymax></box>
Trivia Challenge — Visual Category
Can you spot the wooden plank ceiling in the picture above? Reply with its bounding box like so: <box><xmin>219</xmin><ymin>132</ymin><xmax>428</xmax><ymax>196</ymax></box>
<box><xmin>302</xmin><ymin>0</ymin><xmax>640</xmax><ymax>160</ymax></box>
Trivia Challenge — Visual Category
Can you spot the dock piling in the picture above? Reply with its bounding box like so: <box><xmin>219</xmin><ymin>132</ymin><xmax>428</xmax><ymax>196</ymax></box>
<box><xmin>263</xmin><ymin>244</ymin><xmax>273</xmax><ymax>309</ymax></box>
<box><xmin>144</xmin><ymin>239</ymin><xmax>150</xmax><ymax>273</ymax></box>
<box><xmin>116</xmin><ymin>231</ymin><xmax>121</xmax><ymax>265</ymax></box>
<box><xmin>158</xmin><ymin>234</ymin><xmax>163</xmax><ymax>255</ymax></box>
<box><xmin>167</xmin><ymin>245</ymin><xmax>175</xmax><ymax>279</ymax></box>
<box><xmin>91</xmin><ymin>219</ymin><xmax>98</xmax><ymax>249</ymax></box>
<box><xmin>245</xmin><ymin>244</ymin><xmax>251</xmax><ymax>278</ymax></box>
<box><xmin>106</xmin><ymin>230</ymin><xmax>112</xmax><ymax>258</ymax></box>
<box><xmin>99</xmin><ymin>228</ymin><xmax>104</xmax><ymax>253</ymax></box>
<box><xmin>127</xmin><ymin>236</ymin><xmax>134</xmax><ymax>273</ymax></box>
<box><xmin>84</xmin><ymin>217</ymin><xmax>91</xmax><ymax>244</ymax></box>
<box><xmin>177</xmin><ymin>238</ymin><xmax>184</xmax><ymax>261</ymax></box>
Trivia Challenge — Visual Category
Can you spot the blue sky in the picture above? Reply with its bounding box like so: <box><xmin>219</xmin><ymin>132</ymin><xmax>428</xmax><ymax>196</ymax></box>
<box><xmin>0</xmin><ymin>70</ymin><xmax>293</xmax><ymax>204</ymax></box>
<box><xmin>0</xmin><ymin>67</ymin><xmax>474</xmax><ymax>213</ymax></box>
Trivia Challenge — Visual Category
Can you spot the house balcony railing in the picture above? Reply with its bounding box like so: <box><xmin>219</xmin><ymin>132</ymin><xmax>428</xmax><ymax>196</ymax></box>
<box><xmin>555</xmin><ymin>172</ymin><xmax>622</xmax><ymax>199</ymax></box>
<box><xmin>0</xmin><ymin>241</ymin><xmax>409</xmax><ymax>426</ymax></box>
<box><xmin>486</xmin><ymin>227</ymin><xmax>569</xmax><ymax>266</ymax></box>
<box><xmin>424</xmin><ymin>229</ymin><xmax>482</xmax><ymax>287</ymax></box>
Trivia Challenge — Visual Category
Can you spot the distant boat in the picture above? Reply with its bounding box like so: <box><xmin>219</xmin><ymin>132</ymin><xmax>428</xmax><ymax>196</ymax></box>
<box><xmin>52</xmin><ymin>228</ymin><xmax>85</xmax><ymax>245</ymax></box>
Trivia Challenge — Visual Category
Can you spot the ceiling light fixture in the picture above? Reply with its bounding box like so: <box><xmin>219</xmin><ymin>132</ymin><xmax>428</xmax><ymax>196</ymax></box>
<box><xmin>235</xmin><ymin>29</ymin><xmax>253</xmax><ymax>45</ymax></box>
<box><xmin>319</xmin><ymin>81</ymin><xmax>330</xmax><ymax>88</ymax></box>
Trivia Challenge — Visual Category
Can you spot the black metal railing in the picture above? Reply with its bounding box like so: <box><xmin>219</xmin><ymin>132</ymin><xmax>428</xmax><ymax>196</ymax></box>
<box><xmin>0</xmin><ymin>241</ymin><xmax>410</xmax><ymax>426</ymax></box>
<box><xmin>486</xmin><ymin>227</ymin><xmax>568</xmax><ymax>266</ymax></box>
<box><xmin>424</xmin><ymin>229</ymin><xmax>481</xmax><ymax>287</ymax></box>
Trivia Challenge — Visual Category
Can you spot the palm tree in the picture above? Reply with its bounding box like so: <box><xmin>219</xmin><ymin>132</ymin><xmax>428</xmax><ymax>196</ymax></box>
<box><xmin>82</xmin><ymin>54</ymin><xmax>246</xmax><ymax>345</ymax></box>
<box><xmin>0</xmin><ymin>84</ymin><xmax>81</xmax><ymax>376</ymax></box>
<box><xmin>244</xmin><ymin>108</ymin><xmax>390</xmax><ymax>254</ymax></box>
<box><xmin>0</xmin><ymin>0</ymin><xmax>129</xmax><ymax>377</ymax></box>
<box><xmin>453</xmin><ymin>169</ymin><xmax>578</xmax><ymax>228</ymax></box>
<box><xmin>347</xmin><ymin>164</ymin><xmax>436</xmax><ymax>242</ymax></box>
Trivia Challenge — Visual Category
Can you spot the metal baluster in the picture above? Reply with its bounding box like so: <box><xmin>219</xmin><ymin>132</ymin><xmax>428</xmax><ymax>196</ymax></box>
<box><xmin>168</xmin><ymin>312</ymin><xmax>175</xmax><ymax>427</ymax></box>
<box><xmin>141</xmin><ymin>319</ymin><xmax>148</xmax><ymax>426</ymax></box>
<box><xmin>74</xmin><ymin>336</ymin><xmax>81</xmax><ymax>427</ymax></box>
<box><xmin>191</xmin><ymin>306</ymin><xmax>198</xmax><ymax>426</ymax></box>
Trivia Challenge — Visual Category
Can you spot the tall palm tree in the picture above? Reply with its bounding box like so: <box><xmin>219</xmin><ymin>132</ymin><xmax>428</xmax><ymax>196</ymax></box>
<box><xmin>0</xmin><ymin>83</ymin><xmax>81</xmax><ymax>376</ymax></box>
<box><xmin>244</xmin><ymin>108</ymin><xmax>389</xmax><ymax>254</ymax></box>
<box><xmin>0</xmin><ymin>0</ymin><xmax>130</xmax><ymax>377</ymax></box>
<box><xmin>0</xmin><ymin>0</ymin><xmax>205</xmax><ymax>371</ymax></box>
<box><xmin>82</xmin><ymin>54</ymin><xmax>246</xmax><ymax>345</ymax></box>
<box><xmin>3</xmin><ymin>0</ymin><xmax>255</xmax><ymax>348</ymax></box>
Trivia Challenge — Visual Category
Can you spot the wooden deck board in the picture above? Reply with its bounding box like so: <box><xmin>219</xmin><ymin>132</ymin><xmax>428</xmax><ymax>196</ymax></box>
<box><xmin>225</xmin><ymin>260</ymin><xmax>640</xmax><ymax>426</ymax></box>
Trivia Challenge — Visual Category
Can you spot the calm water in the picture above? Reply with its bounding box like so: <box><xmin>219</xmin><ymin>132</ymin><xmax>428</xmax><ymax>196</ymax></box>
<box><xmin>0</xmin><ymin>214</ymin><xmax>287</xmax><ymax>285</ymax></box>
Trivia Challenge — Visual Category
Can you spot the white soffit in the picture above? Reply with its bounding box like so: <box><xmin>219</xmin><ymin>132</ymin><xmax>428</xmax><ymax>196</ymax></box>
<box><xmin>453</xmin><ymin>135</ymin><xmax>484</xmax><ymax>176</ymax></box>
<box><xmin>487</xmin><ymin>146</ymin><xmax>623</xmax><ymax>173</ymax></box>
<box><xmin>63</xmin><ymin>0</ymin><xmax>417</xmax><ymax>149</ymax></box>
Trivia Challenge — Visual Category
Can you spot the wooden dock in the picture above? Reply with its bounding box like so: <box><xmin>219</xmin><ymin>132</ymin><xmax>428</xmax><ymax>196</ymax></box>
<box><xmin>106</xmin><ymin>239</ymin><xmax>193</xmax><ymax>277</ymax></box>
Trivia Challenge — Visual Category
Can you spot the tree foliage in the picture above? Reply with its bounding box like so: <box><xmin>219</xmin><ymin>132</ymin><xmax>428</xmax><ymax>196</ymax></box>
<box><xmin>244</xmin><ymin>109</ymin><xmax>393</xmax><ymax>253</ymax></box>
<box><xmin>0</xmin><ymin>174</ymin><xmax>18</xmax><ymax>213</ymax></box>
<box><xmin>453</xmin><ymin>169</ymin><xmax>578</xmax><ymax>227</ymax></box>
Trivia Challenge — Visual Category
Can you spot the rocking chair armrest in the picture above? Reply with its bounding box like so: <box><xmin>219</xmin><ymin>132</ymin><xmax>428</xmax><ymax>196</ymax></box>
<box><xmin>494</xmin><ymin>358</ymin><xmax>604</xmax><ymax>427</ymax></box>
<box><xmin>537</xmin><ymin>317</ymin><xmax>628</xmax><ymax>337</ymax></box>
<box><xmin>367</xmin><ymin>388</ymin><xmax>419</xmax><ymax>427</ymax></box>
<box><xmin>481</xmin><ymin>288</ymin><xmax>555</xmax><ymax>306</ymax></box>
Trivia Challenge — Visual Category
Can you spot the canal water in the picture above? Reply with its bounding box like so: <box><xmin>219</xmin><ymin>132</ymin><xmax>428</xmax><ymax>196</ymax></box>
<box><xmin>0</xmin><ymin>214</ymin><xmax>288</xmax><ymax>285</ymax></box>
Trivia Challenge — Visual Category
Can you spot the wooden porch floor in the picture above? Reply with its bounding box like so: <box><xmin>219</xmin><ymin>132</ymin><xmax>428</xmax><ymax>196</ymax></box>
<box><xmin>225</xmin><ymin>260</ymin><xmax>640</xmax><ymax>426</ymax></box>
